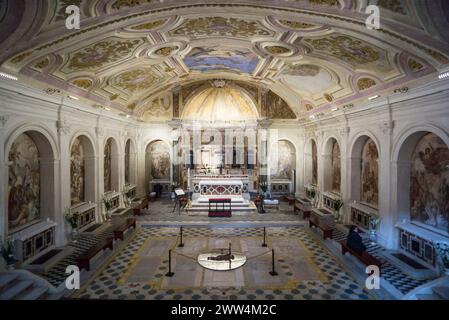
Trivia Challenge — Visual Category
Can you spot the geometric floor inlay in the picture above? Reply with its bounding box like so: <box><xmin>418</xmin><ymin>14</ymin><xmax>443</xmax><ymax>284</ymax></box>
<box><xmin>75</xmin><ymin>226</ymin><xmax>373</xmax><ymax>300</ymax></box>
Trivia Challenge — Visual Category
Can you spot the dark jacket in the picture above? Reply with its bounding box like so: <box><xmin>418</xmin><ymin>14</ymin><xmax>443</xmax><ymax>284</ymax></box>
<box><xmin>347</xmin><ymin>231</ymin><xmax>367</xmax><ymax>254</ymax></box>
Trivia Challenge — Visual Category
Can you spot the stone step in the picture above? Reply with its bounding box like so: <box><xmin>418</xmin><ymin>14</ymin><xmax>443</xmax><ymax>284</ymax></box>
<box><xmin>0</xmin><ymin>273</ymin><xmax>19</xmax><ymax>290</ymax></box>
<box><xmin>18</xmin><ymin>286</ymin><xmax>49</xmax><ymax>300</ymax></box>
<box><xmin>0</xmin><ymin>280</ymin><xmax>34</xmax><ymax>300</ymax></box>
<box><xmin>432</xmin><ymin>286</ymin><xmax>449</xmax><ymax>300</ymax></box>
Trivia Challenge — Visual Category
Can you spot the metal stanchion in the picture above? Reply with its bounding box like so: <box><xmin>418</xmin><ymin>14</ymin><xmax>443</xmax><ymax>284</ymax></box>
<box><xmin>165</xmin><ymin>249</ymin><xmax>174</xmax><ymax>277</ymax></box>
<box><xmin>262</xmin><ymin>227</ymin><xmax>268</xmax><ymax>247</ymax></box>
<box><xmin>178</xmin><ymin>226</ymin><xmax>184</xmax><ymax>248</ymax></box>
<box><xmin>269</xmin><ymin>249</ymin><xmax>278</xmax><ymax>276</ymax></box>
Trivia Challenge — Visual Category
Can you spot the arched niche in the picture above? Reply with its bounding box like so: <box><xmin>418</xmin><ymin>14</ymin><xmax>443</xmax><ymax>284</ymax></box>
<box><xmin>124</xmin><ymin>139</ymin><xmax>136</xmax><ymax>185</ymax></box>
<box><xmin>350</xmin><ymin>135</ymin><xmax>379</xmax><ymax>207</ymax></box>
<box><xmin>304</xmin><ymin>139</ymin><xmax>318</xmax><ymax>186</ymax></box>
<box><xmin>271</xmin><ymin>140</ymin><xmax>296</xmax><ymax>180</ymax></box>
<box><xmin>7</xmin><ymin>131</ymin><xmax>55</xmax><ymax>234</ymax></box>
<box><xmin>145</xmin><ymin>140</ymin><xmax>171</xmax><ymax>194</ymax></box>
<box><xmin>104</xmin><ymin>137</ymin><xmax>119</xmax><ymax>193</ymax></box>
<box><xmin>396</xmin><ymin>132</ymin><xmax>449</xmax><ymax>233</ymax></box>
<box><xmin>323</xmin><ymin>138</ymin><xmax>341</xmax><ymax>193</ymax></box>
<box><xmin>70</xmin><ymin>135</ymin><xmax>95</xmax><ymax>205</ymax></box>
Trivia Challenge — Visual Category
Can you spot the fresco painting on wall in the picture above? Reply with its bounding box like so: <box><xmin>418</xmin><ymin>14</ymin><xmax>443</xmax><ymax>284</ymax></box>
<box><xmin>361</xmin><ymin>138</ymin><xmax>379</xmax><ymax>206</ymax></box>
<box><xmin>149</xmin><ymin>140</ymin><xmax>171</xmax><ymax>180</ymax></box>
<box><xmin>104</xmin><ymin>138</ymin><xmax>112</xmax><ymax>192</ymax></box>
<box><xmin>184</xmin><ymin>46</ymin><xmax>259</xmax><ymax>74</ymax></box>
<box><xmin>8</xmin><ymin>133</ymin><xmax>40</xmax><ymax>232</ymax></box>
<box><xmin>71</xmin><ymin>137</ymin><xmax>85</xmax><ymax>205</ymax></box>
<box><xmin>332</xmin><ymin>140</ymin><xmax>341</xmax><ymax>193</ymax></box>
<box><xmin>272</xmin><ymin>140</ymin><xmax>295</xmax><ymax>180</ymax></box>
<box><xmin>312</xmin><ymin>140</ymin><xmax>318</xmax><ymax>185</ymax></box>
<box><xmin>410</xmin><ymin>133</ymin><xmax>449</xmax><ymax>232</ymax></box>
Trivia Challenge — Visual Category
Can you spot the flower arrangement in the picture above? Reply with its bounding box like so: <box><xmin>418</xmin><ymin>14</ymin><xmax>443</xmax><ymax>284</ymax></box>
<box><xmin>170</xmin><ymin>182</ymin><xmax>178</xmax><ymax>192</ymax></box>
<box><xmin>259</xmin><ymin>181</ymin><xmax>269</xmax><ymax>193</ymax></box>
<box><xmin>65</xmin><ymin>209</ymin><xmax>80</xmax><ymax>229</ymax></box>
<box><xmin>369</xmin><ymin>216</ymin><xmax>382</xmax><ymax>231</ymax></box>
<box><xmin>333</xmin><ymin>199</ymin><xmax>344</xmax><ymax>222</ymax></box>
<box><xmin>309</xmin><ymin>188</ymin><xmax>316</xmax><ymax>199</ymax></box>
<box><xmin>434</xmin><ymin>241</ymin><xmax>449</xmax><ymax>271</ymax></box>
<box><xmin>1</xmin><ymin>237</ymin><xmax>16</xmax><ymax>266</ymax></box>
<box><xmin>103</xmin><ymin>194</ymin><xmax>113</xmax><ymax>211</ymax></box>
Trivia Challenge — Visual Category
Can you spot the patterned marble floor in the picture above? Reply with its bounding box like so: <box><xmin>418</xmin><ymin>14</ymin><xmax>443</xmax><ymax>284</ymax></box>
<box><xmin>73</xmin><ymin>226</ymin><xmax>373</xmax><ymax>300</ymax></box>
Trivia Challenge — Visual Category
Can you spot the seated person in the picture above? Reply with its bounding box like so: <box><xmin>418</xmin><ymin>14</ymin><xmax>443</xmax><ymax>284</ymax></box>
<box><xmin>346</xmin><ymin>225</ymin><xmax>367</xmax><ymax>254</ymax></box>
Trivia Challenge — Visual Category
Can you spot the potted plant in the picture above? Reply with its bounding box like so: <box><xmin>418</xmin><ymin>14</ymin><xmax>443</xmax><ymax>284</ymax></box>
<box><xmin>333</xmin><ymin>199</ymin><xmax>344</xmax><ymax>223</ymax></box>
<box><xmin>1</xmin><ymin>237</ymin><xmax>17</xmax><ymax>269</ymax></box>
<box><xmin>102</xmin><ymin>194</ymin><xmax>113</xmax><ymax>221</ymax></box>
<box><xmin>122</xmin><ymin>185</ymin><xmax>133</xmax><ymax>207</ymax></box>
<box><xmin>170</xmin><ymin>182</ymin><xmax>177</xmax><ymax>201</ymax></box>
<box><xmin>433</xmin><ymin>241</ymin><xmax>449</xmax><ymax>276</ymax></box>
<box><xmin>259</xmin><ymin>181</ymin><xmax>268</xmax><ymax>197</ymax></box>
<box><xmin>369</xmin><ymin>216</ymin><xmax>382</xmax><ymax>245</ymax></box>
<box><xmin>65</xmin><ymin>209</ymin><xmax>80</xmax><ymax>242</ymax></box>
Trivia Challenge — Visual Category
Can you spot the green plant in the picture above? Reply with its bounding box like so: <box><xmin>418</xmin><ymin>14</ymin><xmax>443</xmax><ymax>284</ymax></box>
<box><xmin>259</xmin><ymin>181</ymin><xmax>268</xmax><ymax>193</ymax></box>
<box><xmin>434</xmin><ymin>241</ymin><xmax>449</xmax><ymax>269</ymax></box>
<box><xmin>171</xmin><ymin>182</ymin><xmax>177</xmax><ymax>192</ymax></box>
<box><xmin>309</xmin><ymin>188</ymin><xmax>316</xmax><ymax>199</ymax></box>
<box><xmin>103</xmin><ymin>195</ymin><xmax>113</xmax><ymax>211</ymax></box>
<box><xmin>333</xmin><ymin>199</ymin><xmax>344</xmax><ymax>212</ymax></box>
<box><xmin>65</xmin><ymin>212</ymin><xmax>80</xmax><ymax>229</ymax></box>
<box><xmin>1</xmin><ymin>237</ymin><xmax>16</xmax><ymax>265</ymax></box>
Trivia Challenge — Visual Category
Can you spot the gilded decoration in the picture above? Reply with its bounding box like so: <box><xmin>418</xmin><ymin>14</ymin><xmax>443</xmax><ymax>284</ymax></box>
<box><xmin>35</xmin><ymin>58</ymin><xmax>49</xmax><ymax>69</ymax></box>
<box><xmin>11</xmin><ymin>51</ymin><xmax>32</xmax><ymax>64</ymax></box>
<box><xmin>110</xmin><ymin>94</ymin><xmax>119</xmax><ymax>101</ymax></box>
<box><xmin>171</xmin><ymin>17</ymin><xmax>272</xmax><ymax>38</ymax></box>
<box><xmin>378</xmin><ymin>0</ymin><xmax>407</xmax><ymax>15</ymax></box>
<box><xmin>279</xmin><ymin>20</ymin><xmax>315</xmax><ymax>29</ymax></box>
<box><xmin>265</xmin><ymin>46</ymin><xmax>291</xmax><ymax>55</ymax></box>
<box><xmin>305</xmin><ymin>104</ymin><xmax>314</xmax><ymax>111</ymax></box>
<box><xmin>357</xmin><ymin>78</ymin><xmax>376</xmax><ymax>91</ymax></box>
<box><xmin>154</xmin><ymin>46</ymin><xmax>176</xmax><ymax>57</ymax></box>
<box><xmin>304</xmin><ymin>35</ymin><xmax>381</xmax><ymax>66</ymax></box>
<box><xmin>324</xmin><ymin>93</ymin><xmax>333</xmax><ymax>102</ymax></box>
<box><xmin>73</xmin><ymin>79</ymin><xmax>93</xmax><ymax>89</ymax></box>
<box><xmin>131</xmin><ymin>19</ymin><xmax>166</xmax><ymax>30</ymax></box>
<box><xmin>112</xmin><ymin>0</ymin><xmax>151</xmax><ymax>10</ymax></box>
<box><xmin>408</xmin><ymin>59</ymin><xmax>424</xmax><ymax>72</ymax></box>
<box><xmin>66</xmin><ymin>39</ymin><xmax>141</xmax><ymax>71</ymax></box>
<box><xmin>114</xmin><ymin>69</ymin><xmax>160</xmax><ymax>92</ymax></box>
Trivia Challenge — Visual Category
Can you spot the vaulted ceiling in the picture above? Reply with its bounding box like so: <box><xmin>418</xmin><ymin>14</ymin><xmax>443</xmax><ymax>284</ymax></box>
<box><xmin>1</xmin><ymin>0</ymin><xmax>448</xmax><ymax>122</ymax></box>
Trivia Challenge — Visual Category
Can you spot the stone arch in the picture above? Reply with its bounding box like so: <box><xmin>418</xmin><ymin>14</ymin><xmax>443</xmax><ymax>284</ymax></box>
<box><xmin>323</xmin><ymin>137</ymin><xmax>341</xmax><ymax>193</ymax></box>
<box><xmin>104</xmin><ymin>137</ymin><xmax>120</xmax><ymax>193</ymax></box>
<box><xmin>145</xmin><ymin>139</ymin><xmax>172</xmax><ymax>194</ymax></box>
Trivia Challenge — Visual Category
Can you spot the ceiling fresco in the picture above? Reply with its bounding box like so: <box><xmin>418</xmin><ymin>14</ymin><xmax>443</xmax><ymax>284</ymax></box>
<box><xmin>0</xmin><ymin>0</ymin><xmax>448</xmax><ymax>122</ymax></box>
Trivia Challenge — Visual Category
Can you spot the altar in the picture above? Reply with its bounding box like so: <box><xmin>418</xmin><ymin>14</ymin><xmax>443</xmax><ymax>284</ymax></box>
<box><xmin>187</xmin><ymin>175</ymin><xmax>256</xmax><ymax>215</ymax></box>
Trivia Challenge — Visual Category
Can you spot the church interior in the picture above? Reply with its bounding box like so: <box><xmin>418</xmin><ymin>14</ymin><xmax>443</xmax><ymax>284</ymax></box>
<box><xmin>0</xmin><ymin>0</ymin><xmax>449</xmax><ymax>302</ymax></box>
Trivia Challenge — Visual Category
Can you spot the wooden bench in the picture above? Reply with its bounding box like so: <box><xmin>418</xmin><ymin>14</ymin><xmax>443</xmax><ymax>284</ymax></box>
<box><xmin>309</xmin><ymin>220</ymin><xmax>333</xmax><ymax>239</ymax></box>
<box><xmin>283</xmin><ymin>195</ymin><xmax>296</xmax><ymax>206</ymax></box>
<box><xmin>340</xmin><ymin>240</ymin><xmax>382</xmax><ymax>273</ymax></box>
<box><xmin>113</xmin><ymin>218</ymin><xmax>137</xmax><ymax>241</ymax></box>
<box><xmin>294</xmin><ymin>204</ymin><xmax>311</xmax><ymax>219</ymax></box>
<box><xmin>77</xmin><ymin>237</ymin><xmax>113</xmax><ymax>271</ymax></box>
<box><xmin>132</xmin><ymin>198</ymin><xmax>149</xmax><ymax>216</ymax></box>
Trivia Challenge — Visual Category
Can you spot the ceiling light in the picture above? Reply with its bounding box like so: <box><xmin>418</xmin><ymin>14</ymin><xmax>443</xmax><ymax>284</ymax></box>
<box><xmin>331</xmin><ymin>106</ymin><xmax>338</xmax><ymax>112</ymax></box>
<box><xmin>309</xmin><ymin>115</ymin><xmax>315</xmax><ymax>119</ymax></box>
<box><xmin>126</xmin><ymin>114</ymin><xmax>130</xmax><ymax>118</ymax></box>
<box><xmin>368</xmin><ymin>95</ymin><xmax>380</xmax><ymax>100</ymax></box>
<box><xmin>104</xmin><ymin>107</ymin><xmax>111</xmax><ymax>111</ymax></box>
<box><xmin>0</xmin><ymin>72</ymin><xmax>18</xmax><ymax>81</ymax></box>
<box><xmin>439</xmin><ymin>71</ymin><xmax>449</xmax><ymax>80</ymax></box>
<box><xmin>68</xmin><ymin>95</ymin><xmax>79</xmax><ymax>100</ymax></box>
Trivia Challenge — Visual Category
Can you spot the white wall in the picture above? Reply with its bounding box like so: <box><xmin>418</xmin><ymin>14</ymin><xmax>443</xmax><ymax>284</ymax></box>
<box><xmin>1</xmin><ymin>77</ymin><xmax>449</xmax><ymax>250</ymax></box>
